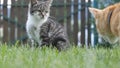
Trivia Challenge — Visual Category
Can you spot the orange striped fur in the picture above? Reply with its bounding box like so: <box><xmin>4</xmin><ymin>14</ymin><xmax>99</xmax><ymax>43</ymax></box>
<box><xmin>89</xmin><ymin>3</ymin><xmax>120</xmax><ymax>44</ymax></box>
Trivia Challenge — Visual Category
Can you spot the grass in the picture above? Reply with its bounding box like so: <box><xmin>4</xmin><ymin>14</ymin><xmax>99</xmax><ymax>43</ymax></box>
<box><xmin>0</xmin><ymin>43</ymin><xmax>120</xmax><ymax>68</ymax></box>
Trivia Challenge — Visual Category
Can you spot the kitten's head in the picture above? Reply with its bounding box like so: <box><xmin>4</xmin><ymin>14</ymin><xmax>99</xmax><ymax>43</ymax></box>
<box><xmin>29</xmin><ymin>0</ymin><xmax>53</xmax><ymax>19</ymax></box>
<box><xmin>89</xmin><ymin>7</ymin><xmax>114</xmax><ymax>25</ymax></box>
<box><xmin>89</xmin><ymin>7</ymin><xmax>114</xmax><ymax>35</ymax></box>
<box><xmin>89</xmin><ymin>7</ymin><xmax>104</xmax><ymax>24</ymax></box>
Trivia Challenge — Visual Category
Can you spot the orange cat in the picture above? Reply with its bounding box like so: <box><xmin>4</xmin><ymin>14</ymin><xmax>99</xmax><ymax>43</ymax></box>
<box><xmin>89</xmin><ymin>3</ymin><xmax>120</xmax><ymax>44</ymax></box>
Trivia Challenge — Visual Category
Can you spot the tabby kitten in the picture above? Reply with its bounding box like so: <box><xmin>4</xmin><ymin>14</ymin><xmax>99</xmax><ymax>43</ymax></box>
<box><xmin>26</xmin><ymin>0</ymin><xmax>70</xmax><ymax>51</ymax></box>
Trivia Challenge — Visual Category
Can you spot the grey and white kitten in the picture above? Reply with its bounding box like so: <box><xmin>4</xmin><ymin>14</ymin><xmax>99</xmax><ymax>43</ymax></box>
<box><xmin>26</xmin><ymin>0</ymin><xmax>70</xmax><ymax>51</ymax></box>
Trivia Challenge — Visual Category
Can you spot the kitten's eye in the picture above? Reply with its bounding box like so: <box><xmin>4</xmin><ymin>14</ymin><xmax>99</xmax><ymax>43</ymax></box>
<box><xmin>45</xmin><ymin>11</ymin><xmax>48</xmax><ymax>13</ymax></box>
<box><xmin>38</xmin><ymin>10</ymin><xmax>41</xmax><ymax>12</ymax></box>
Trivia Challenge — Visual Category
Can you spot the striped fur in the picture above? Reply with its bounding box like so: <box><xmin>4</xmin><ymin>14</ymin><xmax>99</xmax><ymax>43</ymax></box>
<box><xmin>40</xmin><ymin>17</ymin><xmax>70</xmax><ymax>51</ymax></box>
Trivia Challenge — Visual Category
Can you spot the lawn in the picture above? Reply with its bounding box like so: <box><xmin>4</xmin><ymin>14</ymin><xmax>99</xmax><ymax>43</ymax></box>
<box><xmin>0</xmin><ymin>44</ymin><xmax>120</xmax><ymax>68</ymax></box>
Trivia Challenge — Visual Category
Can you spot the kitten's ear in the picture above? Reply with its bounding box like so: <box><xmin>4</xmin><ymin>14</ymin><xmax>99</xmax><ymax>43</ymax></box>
<box><xmin>89</xmin><ymin>7</ymin><xmax>101</xmax><ymax>18</ymax></box>
<box><xmin>30</xmin><ymin>0</ymin><xmax>38</xmax><ymax>5</ymax></box>
<box><xmin>46</xmin><ymin>0</ymin><xmax>53</xmax><ymax>6</ymax></box>
<box><xmin>29</xmin><ymin>0</ymin><xmax>32</xmax><ymax>8</ymax></box>
<box><xmin>30</xmin><ymin>0</ymin><xmax>33</xmax><ymax>4</ymax></box>
<box><xmin>29</xmin><ymin>0</ymin><xmax>33</xmax><ymax>6</ymax></box>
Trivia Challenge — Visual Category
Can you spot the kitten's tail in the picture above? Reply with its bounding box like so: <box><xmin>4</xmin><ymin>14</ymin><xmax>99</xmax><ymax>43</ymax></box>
<box><xmin>52</xmin><ymin>37</ymin><xmax>70</xmax><ymax>51</ymax></box>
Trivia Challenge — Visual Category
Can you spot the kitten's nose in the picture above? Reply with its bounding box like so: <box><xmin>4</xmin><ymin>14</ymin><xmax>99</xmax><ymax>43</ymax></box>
<box><xmin>39</xmin><ymin>12</ymin><xmax>44</xmax><ymax>18</ymax></box>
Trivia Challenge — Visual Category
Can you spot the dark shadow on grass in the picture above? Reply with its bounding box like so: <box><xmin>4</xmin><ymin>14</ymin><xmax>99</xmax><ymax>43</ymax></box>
<box><xmin>95</xmin><ymin>42</ymin><xmax>113</xmax><ymax>49</ymax></box>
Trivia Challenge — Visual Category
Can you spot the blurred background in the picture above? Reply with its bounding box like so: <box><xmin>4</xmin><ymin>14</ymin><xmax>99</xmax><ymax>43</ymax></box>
<box><xmin>0</xmin><ymin>0</ymin><xmax>119</xmax><ymax>46</ymax></box>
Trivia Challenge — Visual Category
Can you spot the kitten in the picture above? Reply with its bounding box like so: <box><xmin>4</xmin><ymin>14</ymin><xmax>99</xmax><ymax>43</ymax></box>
<box><xmin>89</xmin><ymin>3</ymin><xmax>120</xmax><ymax>44</ymax></box>
<box><xmin>26</xmin><ymin>0</ymin><xmax>70</xmax><ymax>51</ymax></box>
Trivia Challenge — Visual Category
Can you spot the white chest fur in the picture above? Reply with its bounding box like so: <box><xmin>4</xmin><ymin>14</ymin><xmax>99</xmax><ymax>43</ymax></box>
<box><xmin>26</xmin><ymin>14</ymin><xmax>48</xmax><ymax>45</ymax></box>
